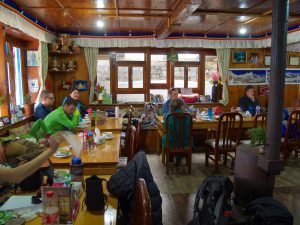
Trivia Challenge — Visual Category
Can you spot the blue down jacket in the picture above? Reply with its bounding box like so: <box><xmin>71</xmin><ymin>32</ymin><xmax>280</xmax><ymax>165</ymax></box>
<box><xmin>107</xmin><ymin>151</ymin><xmax>163</xmax><ymax>225</ymax></box>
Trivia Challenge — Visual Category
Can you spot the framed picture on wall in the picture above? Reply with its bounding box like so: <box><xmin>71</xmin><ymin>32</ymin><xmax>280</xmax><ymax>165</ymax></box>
<box><xmin>264</xmin><ymin>55</ymin><xmax>271</xmax><ymax>66</ymax></box>
<box><xmin>232</xmin><ymin>51</ymin><xmax>247</xmax><ymax>63</ymax></box>
<box><xmin>289</xmin><ymin>56</ymin><xmax>300</xmax><ymax>66</ymax></box>
<box><xmin>250</xmin><ymin>53</ymin><xmax>258</xmax><ymax>64</ymax></box>
<box><xmin>27</xmin><ymin>51</ymin><xmax>38</xmax><ymax>67</ymax></box>
<box><xmin>1</xmin><ymin>116</ymin><xmax>10</xmax><ymax>124</ymax></box>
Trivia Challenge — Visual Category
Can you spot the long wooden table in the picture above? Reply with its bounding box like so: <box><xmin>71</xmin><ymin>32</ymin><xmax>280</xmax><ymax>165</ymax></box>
<box><xmin>92</xmin><ymin>117</ymin><xmax>123</xmax><ymax>133</ymax></box>
<box><xmin>26</xmin><ymin>175</ymin><xmax>117</xmax><ymax>225</ymax></box>
<box><xmin>51</xmin><ymin>133</ymin><xmax>121</xmax><ymax>175</ymax></box>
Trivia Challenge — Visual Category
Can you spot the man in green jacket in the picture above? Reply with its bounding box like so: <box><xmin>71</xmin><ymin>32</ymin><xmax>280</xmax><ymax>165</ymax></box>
<box><xmin>44</xmin><ymin>98</ymin><xmax>80</xmax><ymax>134</ymax></box>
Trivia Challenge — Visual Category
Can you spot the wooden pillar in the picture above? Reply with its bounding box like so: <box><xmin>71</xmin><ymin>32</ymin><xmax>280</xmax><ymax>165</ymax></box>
<box><xmin>0</xmin><ymin>24</ymin><xmax>9</xmax><ymax>116</ymax></box>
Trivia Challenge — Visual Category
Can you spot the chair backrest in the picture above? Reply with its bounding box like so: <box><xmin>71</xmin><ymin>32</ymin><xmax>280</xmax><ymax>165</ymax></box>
<box><xmin>135</xmin><ymin>119</ymin><xmax>142</xmax><ymax>151</ymax></box>
<box><xmin>165</xmin><ymin>112</ymin><xmax>192</xmax><ymax>151</ymax></box>
<box><xmin>254</xmin><ymin>113</ymin><xmax>267</xmax><ymax>129</ymax></box>
<box><xmin>132</xmin><ymin>178</ymin><xmax>151</xmax><ymax>225</ymax></box>
<box><xmin>216</xmin><ymin>112</ymin><xmax>243</xmax><ymax>151</ymax></box>
<box><xmin>284</xmin><ymin>110</ymin><xmax>300</xmax><ymax>144</ymax></box>
<box><xmin>128</xmin><ymin>126</ymin><xmax>137</xmax><ymax>161</ymax></box>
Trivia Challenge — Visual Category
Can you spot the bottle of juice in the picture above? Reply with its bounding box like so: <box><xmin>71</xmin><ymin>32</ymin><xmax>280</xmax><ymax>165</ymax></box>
<box><xmin>43</xmin><ymin>191</ymin><xmax>59</xmax><ymax>224</ymax></box>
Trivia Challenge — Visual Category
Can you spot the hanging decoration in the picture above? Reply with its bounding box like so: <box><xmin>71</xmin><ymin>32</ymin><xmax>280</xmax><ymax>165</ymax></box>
<box><xmin>61</xmin><ymin>80</ymin><xmax>72</xmax><ymax>90</ymax></box>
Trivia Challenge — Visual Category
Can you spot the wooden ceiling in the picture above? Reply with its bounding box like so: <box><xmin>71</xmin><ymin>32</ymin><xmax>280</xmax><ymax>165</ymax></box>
<box><xmin>6</xmin><ymin>0</ymin><xmax>300</xmax><ymax>38</ymax></box>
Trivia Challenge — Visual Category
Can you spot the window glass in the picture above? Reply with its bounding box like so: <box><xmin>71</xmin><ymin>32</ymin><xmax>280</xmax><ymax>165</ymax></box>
<box><xmin>174</xmin><ymin>66</ymin><xmax>185</xmax><ymax>88</ymax></box>
<box><xmin>116</xmin><ymin>53</ymin><xmax>145</xmax><ymax>61</ymax></box>
<box><xmin>178</xmin><ymin>53</ymin><xmax>200</xmax><ymax>62</ymax></box>
<box><xmin>187</xmin><ymin>67</ymin><xmax>198</xmax><ymax>88</ymax></box>
<box><xmin>132</xmin><ymin>67</ymin><xmax>143</xmax><ymax>88</ymax></box>
<box><xmin>118</xmin><ymin>66</ymin><xmax>129</xmax><ymax>88</ymax></box>
<box><xmin>117</xmin><ymin>94</ymin><xmax>144</xmax><ymax>102</ymax></box>
<box><xmin>13</xmin><ymin>47</ymin><xmax>23</xmax><ymax>106</ymax></box>
<box><xmin>151</xmin><ymin>55</ymin><xmax>167</xmax><ymax>83</ymax></box>
<box><xmin>205</xmin><ymin>56</ymin><xmax>218</xmax><ymax>95</ymax></box>
<box><xmin>97</xmin><ymin>54</ymin><xmax>110</xmax><ymax>93</ymax></box>
<box><xmin>150</xmin><ymin>89</ymin><xmax>168</xmax><ymax>103</ymax></box>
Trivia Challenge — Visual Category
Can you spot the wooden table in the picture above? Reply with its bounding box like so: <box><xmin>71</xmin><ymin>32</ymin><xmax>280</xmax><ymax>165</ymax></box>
<box><xmin>51</xmin><ymin>134</ymin><xmax>121</xmax><ymax>175</ymax></box>
<box><xmin>92</xmin><ymin>117</ymin><xmax>123</xmax><ymax>133</ymax></box>
<box><xmin>26</xmin><ymin>175</ymin><xmax>118</xmax><ymax>225</ymax></box>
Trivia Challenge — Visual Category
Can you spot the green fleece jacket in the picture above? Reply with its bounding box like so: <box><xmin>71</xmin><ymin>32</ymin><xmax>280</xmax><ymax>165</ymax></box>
<box><xmin>44</xmin><ymin>106</ymin><xmax>80</xmax><ymax>134</ymax></box>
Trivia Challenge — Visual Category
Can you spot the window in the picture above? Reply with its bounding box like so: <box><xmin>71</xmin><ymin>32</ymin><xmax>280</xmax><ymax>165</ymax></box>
<box><xmin>97</xmin><ymin>54</ymin><xmax>110</xmax><ymax>94</ymax></box>
<box><xmin>151</xmin><ymin>54</ymin><xmax>167</xmax><ymax>84</ymax></box>
<box><xmin>116</xmin><ymin>53</ymin><xmax>145</xmax><ymax>61</ymax></box>
<box><xmin>178</xmin><ymin>53</ymin><xmax>200</xmax><ymax>62</ymax></box>
<box><xmin>13</xmin><ymin>47</ymin><xmax>24</xmax><ymax>106</ymax></box>
<box><xmin>205</xmin><ymin>56</ymin><xmax>218</xmax><ymax>95</ymax></box>
<box><xmin>173</xmin><ymin>64</ymin><xmax>200</xmax><ymax>91</ymax></box>
<box><xmin>117</xmin><ymin>94</ymin><xmax>145</xmax><ymax>102</ymax></box>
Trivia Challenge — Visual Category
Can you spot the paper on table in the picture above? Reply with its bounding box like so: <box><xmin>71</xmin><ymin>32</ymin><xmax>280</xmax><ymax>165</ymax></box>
<box><xmin>0</xmin><ymin>196</ymin><xmax>41</xmax><ymax>211</ymax></box>
<box><xmin>62</xmin><ymin>131</ymin><xmax>82</xmax><ymax>157</ymax></box>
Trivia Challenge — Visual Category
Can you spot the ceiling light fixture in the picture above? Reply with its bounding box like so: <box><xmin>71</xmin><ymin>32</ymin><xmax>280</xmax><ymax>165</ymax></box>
<box><xmin>239</xmin><ymin>27</ymin><xmax>247</xmax><ymax>35</ymax></box>
<box><xmin>96</xmin><ymin>20</ymin><xmax>104</xmax><ymax>28</ymax></box>
<box><xmin>96</xmin><ymin>0</ymin><xmax>105</xmax><ymax>8</ymax></box>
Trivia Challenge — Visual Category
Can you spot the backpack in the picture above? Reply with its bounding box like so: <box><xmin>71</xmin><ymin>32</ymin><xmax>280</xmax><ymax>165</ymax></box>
<box><xmin>82</xmin><ymin>175</ymin><xmax>108</xmax><ymax>211</ymax></box>
<box><xmin>188</xmin><ymin>176</ymin><xmax>233</xmax><ymax>225</ymax></box>
<box><xmin>242</xmin><ymin>197</ymin><xmax>293</xmax><ymax>225</ymax></box>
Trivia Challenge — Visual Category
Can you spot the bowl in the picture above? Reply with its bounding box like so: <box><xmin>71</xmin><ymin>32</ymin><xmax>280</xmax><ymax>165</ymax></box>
<box><xmin>94</xmin><ymin>136</ymin><xmax>105</xmax><ymax>144</ymax></box>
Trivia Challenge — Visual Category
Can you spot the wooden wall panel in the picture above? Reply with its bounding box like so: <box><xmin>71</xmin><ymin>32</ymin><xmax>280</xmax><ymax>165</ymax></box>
<box><xmin>227</xmin><ymin>49</ymin><xmax>300</xmax><ymax>111</ymax></box>
<box><xmin>0</xmin><ymin>25</ymin><xmax>9</xmax><ymax>116</ymax></box>
<box><xmin>48</xmin><ymin>50</ymin><xmax>89</xmax><ymax>108</ymax></box>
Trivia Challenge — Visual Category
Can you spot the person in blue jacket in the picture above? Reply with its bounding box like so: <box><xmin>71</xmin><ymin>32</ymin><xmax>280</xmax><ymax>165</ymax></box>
<box><xmin>34</xmin><ymin>90</ymin><xmax>54</xmax><ymax>120</ymax></box>
<box><xmin>238</xmin><ymin>85</ymin><xmax>260</xmax><ymax>116</ymax></box>
<box><xmin>163</xmin><ymin>88</ymin><xmax>186</xmax><ymax>114</ymax></box>
<box><xmin>62</xmin><ymin>88</ymin><xmax>87</xmax><ymax>118</ymax></box>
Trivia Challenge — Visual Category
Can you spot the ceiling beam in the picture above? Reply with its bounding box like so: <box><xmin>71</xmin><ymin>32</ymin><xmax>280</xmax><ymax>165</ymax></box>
<box><xmin>156</xmin><ymin>0</ymin><xmax>203</xmax><ymax>39</ymax></box>
<box><xmin>19</xmin><ymin>7</ymin><xmax>171</xmax><ymax>12</ymax></box>
<box><xmin>192</xmin><ymin>10</ymin><xmax>300</xmax><ymax>18</ymax></box>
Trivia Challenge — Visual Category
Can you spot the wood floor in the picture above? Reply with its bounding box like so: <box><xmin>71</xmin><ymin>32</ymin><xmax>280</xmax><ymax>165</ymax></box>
<box><xmin>147</xmin><ymin>153</ymin><xmax>300</xmax><ymax>225</ymax></box>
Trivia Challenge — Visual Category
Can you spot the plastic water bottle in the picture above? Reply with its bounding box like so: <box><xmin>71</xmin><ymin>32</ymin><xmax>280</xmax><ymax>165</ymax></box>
<box><xmin>115</xmin><ymin>106</ymin><xmax>119</xmax><ymax>118</ymax></box>
<box><xmin>43</xmin><ymin>191</ymin><xmax>59</xmax><ymax>224</ymax></box>
<box><xmin>256</xmin><ymin>106</ymin><xmax>261</xmax><ymax>115</ymax></box>
<box><xmin>70</xmin><ymin>156</ymin><xmax>83</xmax><ymax>182</ymax></box>
<box><xmin>208</xmin><ymin>108</ymin><xmax>213</xmax><ymax>120</ymax></box>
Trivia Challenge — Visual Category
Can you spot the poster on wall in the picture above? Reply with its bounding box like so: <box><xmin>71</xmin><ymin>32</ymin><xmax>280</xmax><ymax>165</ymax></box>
<box><xmin>258</xmin><ymin>85</ymin><xmax>269</xmax><ymax>96</ymax></box>
<box><xmin>28</xmin><ymin>78</ymin><xmax>39</xmax><ymax>93</ymax></box>
<box><xmin>228</xmin><ymin>69</ymin><xmax>267</xmax><ymax>85</ymax></box>
<box><xmin>74</xmin><ymin>80</ymin><xmax>87</xmax><ymax>91</ymax></box>
<box><xmin>266</xmin><ymin>69</ymin><xmax>300</xmax><ymax>84</ymax></box>
<box><xmin>27</xmin><ymin>51</ymin><xmax>38</xmax><ymax>67</ymax></box>
<box><xmin>61</xmin><ymin>81</ymin><xmax>72</xmax><ymax>90</ymax></box>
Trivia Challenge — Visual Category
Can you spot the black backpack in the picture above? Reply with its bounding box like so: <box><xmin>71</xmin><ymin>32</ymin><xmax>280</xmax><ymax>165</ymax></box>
<box><xmin>188</xmin><ymin>176</ymin><xmax>233</xmax><ymax>225</ymax></box>
<box><xmin>82</xmin><ymin>175</ymin><xmax>108</xmax><ymax>211</ymax></box>
<box><xmin>242</xmin><ymin>197</ymin><xmax>293</xmax><ymax>225</ymax></box>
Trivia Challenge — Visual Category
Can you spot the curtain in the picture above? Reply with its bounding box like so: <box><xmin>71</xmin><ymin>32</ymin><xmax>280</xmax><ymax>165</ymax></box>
<box><xmin>84</xmin><ymin>47</ymin><xmax>98</xmax><ymax>103</ymax></box>
<box><xmin>36</xmin><ymin>41</ymin><xmax>48</xmax><ymax>104</ymax></box>
<box><xmin>216</xmin><ymin>48</ymin><xmax>230</xmax><ymax>106</ymax></box>
<box><xmin>0</xmin><ymin>5</ymin><xmax>55</xmax><ymax>43</ymax></box>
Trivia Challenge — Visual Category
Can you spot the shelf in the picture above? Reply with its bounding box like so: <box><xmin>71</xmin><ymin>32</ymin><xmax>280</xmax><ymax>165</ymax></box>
<box><xmin>49</xmin><ymin>51</ymin><xmax>80</xmax><ymax>56</ymax></box>
<box><xmin>49</xmin><ymin>69</ymin><xmax>77</xmax><ymax>73</ymax></box>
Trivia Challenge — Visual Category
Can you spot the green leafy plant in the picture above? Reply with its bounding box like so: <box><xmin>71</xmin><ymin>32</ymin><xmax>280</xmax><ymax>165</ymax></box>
<box><xmin>0</xmin><ymin>95</ymin><xmax>5</xmax><ymax>106</ymax></box>
<box><xmin>247</xmin><ymin>128</ymin><xmax>266</xmax><ymax>146</ymax></box>
<box><xmin>23</xmin><ymin>93</ymin><xmax>32</xmax><ymax>104</ymax></box>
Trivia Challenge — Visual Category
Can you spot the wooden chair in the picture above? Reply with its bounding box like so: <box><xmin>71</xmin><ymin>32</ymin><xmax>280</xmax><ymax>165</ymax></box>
<box><xmin>205</xmin><ymin>112</ymin><xmax>243</xmax><ymax>173</ymax></box>
<box><xmin>124</xmin><ymin>108</ymin><xmax>133</xmax><ymax>157</ymax></box>
<box><xmin>240</xmin><ymin>113</ymin><xmax>267</xmax><ymax>144</ymax></box>
<box><xmin>128</xmin><ymin>126</ymin><xmax>137</xmax><ymax>161</ymax></box>
<box><xmin>164</xmin><ymin>112</ymin><xmax>193</xmax><ymax>174</ymax></box>
<box><xmin>132</xmin><ymin>178</ymin><xmax>151</xmax><ymax>225</ymax></box>
<box><xmin>283</xmin><ymin>110</ymin><xmax>300</xmax><ymax>163</ymax></box>
<box><xmin>135</xmin><ymin>119</ymin><xmax>142</xmax><ymax>151</ymax></box>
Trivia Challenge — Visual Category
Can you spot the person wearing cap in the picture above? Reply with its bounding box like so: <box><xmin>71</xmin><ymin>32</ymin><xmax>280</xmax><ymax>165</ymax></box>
<box><xmin>0</xmin><ymin>133</ymin><xmax>64</xmax><ymax>184</ymax></box>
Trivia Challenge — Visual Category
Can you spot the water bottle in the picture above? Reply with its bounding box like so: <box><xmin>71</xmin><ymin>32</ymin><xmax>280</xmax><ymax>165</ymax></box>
<box><xmin>70</xmin><ymin>156</ymin><xmax>83</xmax><ymax>182</ymax></box>
<box><xmin>115</xmin><ymin>106</ymin><xmax>119</xmax><ymax>118</ymax></box>
<box><xmin>256</xmin><ymin>106</ymin><xmax>261</xmax><ymax>115</ymax></box>
<box><xmin>43</xmin><ymin>191</ymin><xmax>59</xmax><ymax>224</ymax></box>
<box><xmin>208</xmin><ymin>108</ymin><xmax>213</xmax><ymax>120</ymax></box>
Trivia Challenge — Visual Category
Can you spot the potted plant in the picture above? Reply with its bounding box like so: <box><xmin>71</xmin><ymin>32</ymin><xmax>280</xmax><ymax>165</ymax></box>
<box><xmin>23</xmin><ymin>93</ymin><xmax>34</xmax><ymax>115</ymax></box>
<box><xmin>0</xmin><ymin>95</ymin><xmax>5</xmax><ymax>116</ymax></box>
<box><xmin>95</xmin><ymin>83</ymin><xmax>106</xmax><ymax>104</ymax></box>
<box><xmin>247</xmin><ymin>128</ymin><xmax>266</xmax><ymax>153</ymax></box>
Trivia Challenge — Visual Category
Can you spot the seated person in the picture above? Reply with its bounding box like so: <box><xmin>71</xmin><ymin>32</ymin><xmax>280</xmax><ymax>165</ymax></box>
<box><xmin>45</xmin><ymin>98</ymin><xmax>80</xmax><ymax>134</ymax></box>
<box><xmin>162</xmin><ymin>98</ymin><xmax>191</xmax><ymax>164</ymax></box>
<box><xmin>62</xmin><ymin>88</ymin><xmax>87</xmax><ymax>118</ymax></box>
<box><xmin>0</xmin><ymin>133</ymin><xmax>63</xmax><ymax>184</ymax></box>
<box><xmin>34</xmin><ymin>90</ymin><xmax>54</xmax><ymax>120</ymax></box>
<box><xmin>163</xmin><ymin>88</ymin><xmax>186</xmax><ymax>114</ymax></box>
<box><xmin>238</xmin><ymin>85</ymin><xmax>260</xmax><ymax>116</ymax></box>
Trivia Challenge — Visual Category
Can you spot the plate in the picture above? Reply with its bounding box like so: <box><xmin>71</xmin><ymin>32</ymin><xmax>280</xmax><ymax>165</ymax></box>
<box><xmin>53</xmin><ymin>152</ymin><xmax>72</xmax><ymax>158</ymax></box>
<box><xmin>104</xmin><ymin>135</ymin><xmax>114</xmax><ymax>140</ymax></box>
<box><xmin>57</xmin><ymin>145</ymin><xmax>71</xmax><ymax>152</ymax></box>
<box><xmin>77</xmin><ymin>123</ymin><xmax>89</xmax><ymax>128</ymax></box>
